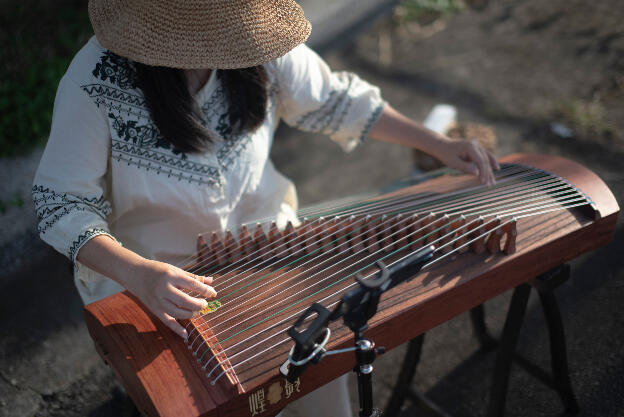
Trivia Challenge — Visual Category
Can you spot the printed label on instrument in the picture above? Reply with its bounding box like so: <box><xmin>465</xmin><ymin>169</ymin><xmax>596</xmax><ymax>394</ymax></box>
<box><xmin>249</xmin><ymin>388</ymin><xmax>266</xmax><ymax>416</ymax></box>
<box><xmin>248</xmin><ymin>378</ymin><xmax>301</xmax><ymax>416</ymax></box>
<box><xmin>200</xmin><ymin>300</ymin><xmax>222</xmax><ymax>315</ymax></box>
<box><xmin>284</xmin><ymin>378</ymin><xmax>301</xmax><ymax>399</ymax></box>
<box><xmin>267</xmin><ymin>382</ymin><xmax>282</xmax><ymax>405</ymax></box>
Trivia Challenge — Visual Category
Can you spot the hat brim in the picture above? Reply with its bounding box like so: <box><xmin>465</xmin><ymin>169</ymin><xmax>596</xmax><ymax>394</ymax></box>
<box><xmin>89</xmin><ymin>0</ymin><xmax>312</xmax><ymax>69</ymax></box>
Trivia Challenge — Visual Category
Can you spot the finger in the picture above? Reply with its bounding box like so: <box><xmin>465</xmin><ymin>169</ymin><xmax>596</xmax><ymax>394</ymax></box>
<box><xmin>487</xmin><ymin>151</ymin><xmax>500</xmax><ymax>171</ymax></box>
<box><xmin>182</xmin><ymin>273</ymin><xmax>214</xmax><ymax>298</ymax></box>
<box><xmin>164</xmin><ymin>285</ymin><xmax>210</xmax><ymax>311</ymax></box>
<box><xmin>457</xmin><ymin>159</ymin><xmax>479</xmax><ymax>177</ymax></box>
<box><xmin>162</xmin><ymin>298</ymin><xmax>198</xmax><ymax>320</ymax></box>
<box><xmin>186</xmin><ymin>273</ymin><xmax>213</xmax><ymax>285</ymax></box>
<box><xmin>174</xmin><ymin>273</ymin><xmax>217</xmax><ymax>298</ymax></box>
<box><xmin>194</xmin><ymin>274</ymin><xmax>213</xmax><ymax>285</ymax></box>
<box><xmin>485</xmin><ymin>151</ymin><xmax>496</xmax><ymax>184</ymax></box>
<box><xmin>465</xmin><ymin>146</ymin><xmax>488</xmax><ymax>184</ymax></box>
<box><xmin>473</xmin><ymin>146</ymin><xmax>494</xmax><ymax>185</ymax></box>
<box><xmin>157</xmin><ymin>310</ymin><xmax>188</xmax><ymax>339</ymax></box>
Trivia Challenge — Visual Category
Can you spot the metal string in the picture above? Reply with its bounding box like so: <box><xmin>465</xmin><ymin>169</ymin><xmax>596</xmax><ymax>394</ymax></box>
<box><xmin>191</xmin><ymin>180</ymin><xmax>580</xmax><ymax>344</ymax></box>
<box><xmin>175</xmin><ymin>165</ymin><xmax>523</xmax><ymax>274</ymax></box>
<box><xmin>191</xmin><ymin>186</ymin><xmax>587</xmax><ymax>363</ymax></box>
<box><xmin>185</xmin><ymin>166</ymin><xmax>551</xmax><ymax>291</ymax></box>
<box><xmin>208</xmin><ymin>198</ymin><xmax>590</xmax><ymax>384</ymax></box>
<box><xmin>193</xmin><ymin>173</ymin><xmax>578</xmax><ymax>322</ymax></box>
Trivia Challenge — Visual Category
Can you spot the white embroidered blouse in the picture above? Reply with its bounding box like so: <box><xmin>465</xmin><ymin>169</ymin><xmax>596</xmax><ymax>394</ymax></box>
<box><xmin>33</xmin><ymin>36</ymin><xmax>385</xmax><ymax>304</ymax></box>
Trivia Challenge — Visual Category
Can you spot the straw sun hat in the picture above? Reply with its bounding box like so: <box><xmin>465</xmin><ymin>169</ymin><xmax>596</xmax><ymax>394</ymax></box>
<box><xmin>88</xmin><ymin>0</ymin><xmax>312</xmax><ymax>69</ymax></box>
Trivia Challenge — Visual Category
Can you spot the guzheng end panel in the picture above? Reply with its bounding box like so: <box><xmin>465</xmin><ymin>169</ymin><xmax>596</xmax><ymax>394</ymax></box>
<box><xmin>84</xmin><ymin>292</ymin><xmax>220</xmax><ymax>417</ymax></box>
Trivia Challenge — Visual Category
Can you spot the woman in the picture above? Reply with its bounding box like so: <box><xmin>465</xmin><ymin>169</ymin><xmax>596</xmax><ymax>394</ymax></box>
<box><xmin>33</xmin><ymin>0</ymin><xmax>498</xmax><ymax>415</ymax></box>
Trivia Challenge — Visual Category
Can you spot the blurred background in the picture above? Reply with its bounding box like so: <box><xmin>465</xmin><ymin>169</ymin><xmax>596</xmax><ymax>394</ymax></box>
<box><xmin>0</xmin><ymin>0</ymin><xmax>623</xmax><ymax>416</ymax></box>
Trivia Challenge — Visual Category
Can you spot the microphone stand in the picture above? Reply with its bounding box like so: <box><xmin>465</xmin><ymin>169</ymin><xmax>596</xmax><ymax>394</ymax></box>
<box><xmin>280</xmin><ymin>246</ymin><xmax>434</xmax><ymax>417</ymax></box>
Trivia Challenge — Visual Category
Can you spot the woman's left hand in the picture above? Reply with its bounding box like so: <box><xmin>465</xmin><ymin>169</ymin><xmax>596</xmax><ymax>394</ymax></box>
<box><xmin>369</xmin><ymin>105</ymin><xmax>500</xmax><ymax>185</ymax></box>
<box><xmin>431</xmin><ymin>137</ymin><xmax>500</xmax><ymax>186</ymax></box>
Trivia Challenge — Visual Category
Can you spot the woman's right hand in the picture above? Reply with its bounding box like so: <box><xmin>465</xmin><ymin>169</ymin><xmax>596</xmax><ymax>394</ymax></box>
<box><xmin>126</xmin><ymin>259</ymin><xmax>217</xmax><ymax>338</ymax></box>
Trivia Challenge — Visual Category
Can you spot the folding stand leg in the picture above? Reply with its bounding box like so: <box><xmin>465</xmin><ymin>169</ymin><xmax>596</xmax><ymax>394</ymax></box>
<box><xmin>386</xmin><ymin>265</ymin><xmax>579</xmax><ymax>417</ymax></box>
<box><xmin>486</xmin><ymin>283</ymin><xmax>532</xmax><ymax>417</ymax></box>
<box><xmin>533</xmin><ymin>266</ymin><xmax>580</xmax><ymax>414</ymax></box>
<box><xmin>470</xmin><ymin>305</ymin><xmax>497</xmax><ymax>350</ymax></box>
<box><xmin>487</xmin><ymin>265</ymin><xmax>580</xmax><ymax>417</ymax></box>
<box><xmin>385</xmin><ymin>334</ymin><xmax>425</xmax><ymax>417</ymax></box>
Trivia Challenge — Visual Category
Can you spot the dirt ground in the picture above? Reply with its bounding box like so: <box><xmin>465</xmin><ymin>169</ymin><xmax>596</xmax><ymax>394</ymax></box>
<box><xmin>1</xmin><ymin>0</ymin><xmax>623</xmax><ymax>416</ymax></box>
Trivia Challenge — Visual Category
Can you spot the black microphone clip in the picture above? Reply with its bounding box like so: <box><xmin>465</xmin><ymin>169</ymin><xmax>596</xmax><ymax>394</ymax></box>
<box><xmin>279</xmin><ymin>303</ymin><xmax>332</xmax><ymax>383</ymax></box>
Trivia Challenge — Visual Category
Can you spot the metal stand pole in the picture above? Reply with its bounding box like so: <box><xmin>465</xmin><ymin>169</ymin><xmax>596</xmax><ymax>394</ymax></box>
<box><xmin>355</xmin><ymin>339</ymin><xmax>383</xmax><ymax>417</ymax></box>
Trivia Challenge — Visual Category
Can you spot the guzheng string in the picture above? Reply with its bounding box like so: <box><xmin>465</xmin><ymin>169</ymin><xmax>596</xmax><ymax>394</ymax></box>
<box><xmin>182</xmin><ymin>164</ymin><xmax>570</xmax><ymax>282</ymax></box>
<box><xmin>184</xmin><ymin>174</ymin><xmax>580</xmax><ymax>338</ymax></box>
<box><xmin>205</xmin><ymin>198</ymin><xmax>591</xmax><ymax>384</ymax></box>
<box><xmin>205</xmin><ymin>196</ymin><xmax>591</xmax><ymax>386</ymax></box>
<box><xmin>215</xmin><ymin>189</ymin><xmax>592</xmax><ymax>379</ymax></box>
<box><xmin>182</xmin><ymin>165</ymin><xmax>583</xmax><ymax>341</ymax></box>
<box><xmin>184</xmin><ymin>164</ymin><xmax>563</xmax><ymax>280</ymax></box>
<box><xmin>171</xmin><ymin>163</ymin><xmax>592</xmax><ymax>384</ymax></box>
<box><xmin>193</xmin><ymin>210</ymin><xmax>584</xmax><ymax>360</ymax></box>
<box><xmin>245</xmin><ymin>165</ymin><xmax>455</xmax><ymax>224</ymax></box>
<box><xmin>207</xmin><ymin>185</ymin><xmax>580</xmax><ymax>333</ymax></box>
<box><xmin>190</xmin><ymin>185</ymin><xmax>585</xmax><ymax>348</ymax></box>
<box><xmin>179</xmin><ymin>164</ymin><xmax>538</xmax><ymax>276</ymax></box>
<box><xmin>197</xmin><ymin>179</ymin><xmax>578</xmax><ymax>332</ymax></box>
<box><xmin>173</xmin><ymin>164</ymin><xmax>517</xmax><ymax>272</ymax></box>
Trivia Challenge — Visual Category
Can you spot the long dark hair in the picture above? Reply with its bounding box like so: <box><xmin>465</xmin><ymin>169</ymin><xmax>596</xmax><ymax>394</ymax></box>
<box><xmin>135</xmin><ymin>64</ymin><xmax>268</xmax><ymax>153</ymax></box>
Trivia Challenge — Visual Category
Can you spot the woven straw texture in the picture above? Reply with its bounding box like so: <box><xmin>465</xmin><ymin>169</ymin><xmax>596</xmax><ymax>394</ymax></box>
<box><xmin>88</xmin><ymin>0</ymin><xmax>311</xmax><ymax>69</ymax></box>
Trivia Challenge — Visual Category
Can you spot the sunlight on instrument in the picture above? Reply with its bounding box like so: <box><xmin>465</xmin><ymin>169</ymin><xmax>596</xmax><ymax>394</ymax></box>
<box><xmin>84</xmin><ymin>154</ymin><xmax>618</xmax><ymax>417</ymax></box>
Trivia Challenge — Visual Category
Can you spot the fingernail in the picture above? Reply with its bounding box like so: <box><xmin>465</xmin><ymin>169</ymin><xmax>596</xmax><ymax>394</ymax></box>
<box><xmin>181</xmin><ymin>329</ymin><xmax>188</xmax><ymax>339</ymax></box>
<box><xmin>202</xmin><ymin>299</ymin><xmax>209</xmax><ymax>309</ymax></box>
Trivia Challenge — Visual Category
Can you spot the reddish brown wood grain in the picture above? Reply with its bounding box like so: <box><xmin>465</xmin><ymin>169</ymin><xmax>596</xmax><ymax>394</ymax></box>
<box><xmin>84</xmin><ymin>153</ymin><xmax>619</xmax><ymax>417</ymax></box>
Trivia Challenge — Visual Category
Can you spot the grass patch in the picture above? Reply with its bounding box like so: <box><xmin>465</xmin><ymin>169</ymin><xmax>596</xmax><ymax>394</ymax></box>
<box><xmin>0</xmin><ymin>1</ymin><xmax>93</xmax><ymax>157</ymax></box>
<box><xmin>554</xmin><ymin>99</ymin><xmax>615</xmax><ymax>140</ymax></box>
<box><xmin>398</xmin><ymin>0</ymin><xmax>465</xmax><ymax>24</ymax></box>
<box><xmin>0</xmin><ymin>192</ymin><xmax>25</xmax><ymax>215</ymax></box>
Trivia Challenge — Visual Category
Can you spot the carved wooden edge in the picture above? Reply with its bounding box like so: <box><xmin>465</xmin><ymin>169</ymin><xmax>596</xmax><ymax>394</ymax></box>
<box><xmin>501</xmin><ymin>153</ymin><xmax>620</xmax><ymax>220</ymax></box>
<box><xmin>84</xmin><ymin>292</ymin><xmax>220</xmax><ymax>417</ymax></box>
<box><xmin>83</xmin><ymin>307</ymin><xmax>160</xmax><ymax>417</ymax></box>
<box><xmin>183</xmin><ymin>316</ymin><xmax>245</xmax><ymax>396</ymax></box>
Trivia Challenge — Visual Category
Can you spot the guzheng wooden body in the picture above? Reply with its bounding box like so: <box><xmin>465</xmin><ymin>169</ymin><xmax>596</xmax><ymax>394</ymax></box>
<box><xmin>84</xmin><ymin>154</ymin><xmax>618</xmax><ymax>417</ymax></box>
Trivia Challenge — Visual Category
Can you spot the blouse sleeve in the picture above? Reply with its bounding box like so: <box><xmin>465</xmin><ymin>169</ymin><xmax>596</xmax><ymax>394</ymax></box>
<box><xmin>32</xmin><ymin>75</ymin><xmax>116</xmax><ymax>264</ymax></box>
<box><xmin>270</xmin><ymin>44</ymin><xmax>386</xmax><ymax>152</ymax></box>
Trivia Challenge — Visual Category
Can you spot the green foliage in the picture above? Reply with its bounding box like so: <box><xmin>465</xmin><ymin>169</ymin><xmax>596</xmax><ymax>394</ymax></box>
<box><xmin>0</xmin><ymin>192</ymin><xmax>24</xmax><ymax>215</ymax></box>
<box><xmin>399</xmin><ymin>0</ymin><xmax>465</xmax><ymax>23</ymax></box>
<box><xmin>555</xmin><ymin>99</ymin><xmax>614</xmax><ymax>140</ymax></box>
<box><xmin>0</xmin><ymin>2</ymin><xmax>93</xmax><ymax>157</ymax></box>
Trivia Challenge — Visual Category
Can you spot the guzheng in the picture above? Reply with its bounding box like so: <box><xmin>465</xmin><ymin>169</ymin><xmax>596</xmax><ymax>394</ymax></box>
<box><xmin>84</xmin><ymin>153</ymin><xmax>618</xmax><ymax>417</ymax></box>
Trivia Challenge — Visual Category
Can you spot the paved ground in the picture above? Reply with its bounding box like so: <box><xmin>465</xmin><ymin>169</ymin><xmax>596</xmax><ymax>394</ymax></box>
<box><xmin>1</xmin><ymin>1</ymin><xmax>623</xmax><ymax>416</ymax></box>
